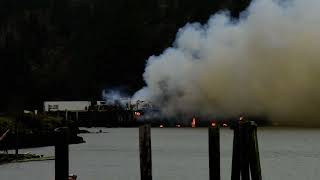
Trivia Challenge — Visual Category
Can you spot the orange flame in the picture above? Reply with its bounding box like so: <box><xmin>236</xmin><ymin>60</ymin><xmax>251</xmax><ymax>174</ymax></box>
<box><xmin>135</xmin><ymin>112</ymin><xmax>141</xmax><ymax>116</ymax></box>
<box><xmin>191</xmin><ymin>117</ymin><xmax>196</xmax><ymax>128</ymax></box>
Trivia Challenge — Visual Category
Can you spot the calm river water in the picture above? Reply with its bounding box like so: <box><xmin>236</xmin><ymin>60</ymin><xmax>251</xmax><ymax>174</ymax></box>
<box><xmin>0</xmin><ymin>127</ymin><xmax>319</xmax><ymax>180</ymax></box>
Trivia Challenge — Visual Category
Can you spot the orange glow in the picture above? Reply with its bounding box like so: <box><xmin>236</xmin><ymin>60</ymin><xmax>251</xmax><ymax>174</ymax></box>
<box><xmin>191</xmin><ymin>117</ymin><xmax>196</xmax><ymax>128</ymax></box>
<box><xmin>68</xmin><ymin>175</ymin><xmax>77</xmax><ymax>180</ymax></box>
<box><xmin>211</xmin><ymin>122</ymin><xmax>216</xmax><ymax>127</ymax></box>
<box><xmin>135</xmin><ymin>112</ymin><xmax>141</xmax><ymax>116</ymax></box>
<box><xmin>160</xmin><ymin>124</ymin><xmax>164</xmax><ymax>128</ymax></box>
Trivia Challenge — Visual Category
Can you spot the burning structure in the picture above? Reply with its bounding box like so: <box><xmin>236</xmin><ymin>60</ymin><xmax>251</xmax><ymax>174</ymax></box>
<box><xmin>132</xmin><ymin>0</ymin><xmax>320</xmax><ymax>126</ymax></box>
<box><xmin>42</xmin><ymin>98</ymin><xmax>268</xmax><ymax>127</ymax></box>
<box><xmin>43</xmin><ymin>100</ymin><xmax>137</xmax><ymax>127</ymax></box>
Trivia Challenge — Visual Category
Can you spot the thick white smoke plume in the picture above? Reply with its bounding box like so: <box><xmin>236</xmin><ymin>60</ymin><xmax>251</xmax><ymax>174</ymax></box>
<box><xmin>102</xmin><ymin>89</ymin><xmax>130</xmax><ymax>108</ymax></box>
<box><xmin>134</xmin><ymin>0</ymin><xmax>320</xmax><ymax>124</ymax></box>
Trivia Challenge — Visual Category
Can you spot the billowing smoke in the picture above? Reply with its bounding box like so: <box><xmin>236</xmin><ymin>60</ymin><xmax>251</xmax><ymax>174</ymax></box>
<box><xmin>134</xmin><ymin>0</ymin><xmax>320</xmax><ymax>124</ymax></box>
<box><xmin>102</xmin><ymin>89</ymin><xmax>130</xmax><ymax>108</ymax></box>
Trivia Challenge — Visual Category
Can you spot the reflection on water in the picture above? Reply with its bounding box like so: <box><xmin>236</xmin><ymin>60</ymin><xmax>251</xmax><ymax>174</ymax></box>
<box><xmin>0</xmin><ymin>127</ymin><xmax>320</xmax><ymax>180</ymax></box>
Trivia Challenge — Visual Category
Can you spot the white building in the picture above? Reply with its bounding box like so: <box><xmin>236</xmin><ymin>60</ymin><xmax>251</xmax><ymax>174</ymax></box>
<box><xmin>43</xmin><ymin>101</ymin><xmax>91</xmax><ymax>112</ymax></box>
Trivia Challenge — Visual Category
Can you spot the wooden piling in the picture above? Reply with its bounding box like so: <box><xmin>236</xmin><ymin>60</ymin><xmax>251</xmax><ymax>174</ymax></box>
<box><xmin>231</xmin><ymin>125</ymin><xmax>240</xmax><ymax>180</ymax></box>
<box><xmin>55</xmin><ymin>127</ymin><xmax>70</xmax><ymax>180</ymax></box>
<box><xmin>65</xmin><ymin>110</ymin><xmax>68</xmax><ymax>121</ymax></box>
<box><xmin>139</xmin><ymin>124</ymin><xmax>152</xmax><ymax>180</ymax></box>
<box><xmin>208</xmin><ymin>125</ymin><xmax>220</xmax><ymax>180</ymax></box>
<box><xmin>15</xmin><ymin>113</ymin><xmax>21</xmax><ymax>155</ymax></box>
<box><xmin>76</xmin><ymin>111</ymin><xmax>79</xmax><ymax>121</ymax></box>
<box><xmin>248</xmin><ymin>122</ymin><xmax>262</xmax><ymax>180</ymax></box>
<box><xmin>239</xmin><ymin>122</ymin><xmax>250</xmax><ymax>180</ymax></box>
<box><xmin>232</xmin><ymin>120</ymin><xmax>262</xmax><ymax>180</ymax></box>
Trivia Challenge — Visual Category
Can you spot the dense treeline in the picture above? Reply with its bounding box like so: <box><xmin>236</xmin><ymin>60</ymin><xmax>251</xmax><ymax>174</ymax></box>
<box><xmin>0</xmin><ymin>0</ymin><xmax>250</xmax><ymax>111</ymax></box>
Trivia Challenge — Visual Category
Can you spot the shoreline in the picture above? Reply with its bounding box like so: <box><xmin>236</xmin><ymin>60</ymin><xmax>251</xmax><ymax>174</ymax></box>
<box><xmin>0</xmin><ymin>153</ymin><xmax>54</xmax><ymax>165</ymax></box>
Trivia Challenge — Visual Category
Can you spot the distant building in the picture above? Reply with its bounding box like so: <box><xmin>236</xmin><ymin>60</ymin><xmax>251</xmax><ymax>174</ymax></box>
<box><xmin>43</xmin><ymin>101</ymin><xmax>91</xmax><ymax>112</ymax></box>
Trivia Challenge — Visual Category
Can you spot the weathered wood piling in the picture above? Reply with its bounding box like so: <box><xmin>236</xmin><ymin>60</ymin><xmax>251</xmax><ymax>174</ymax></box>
<box><xmin>240</xmin><ymin>123</ymin><xmax>250</xmax><ymax>180</ymax></box>
<box><xmin>136</xmin><ymin>121</ymin><xmax>261</xmax><ymax>180</ymax></box>
<box><xmin>49</xmin><ymin>120</ymin><xmax>261</xmax><ymax>180</ymax></box>
<box><xmin>231</xmin><ymin>121</ymin><xmax>262</xmax><ymax>180</ymax></box>
<box><xmin>248</xmin><ymin>122</ymin><xmax>262</xmax><ymax>180</ymax></box>
<box><xmin>14</xmin><ymin>121</ymin><xmax>19</xmax><ymax>155</ymax></box>
<box><xmin>231</xmin><ymin>125</ymin><xmax>240</xmax><ymax>180</ymax></box>
<box><xmin>15</xmin><ymin>113</ymin><xmax>21</xmax><ymax>155</ymax></box>
<box><xmin>209</xmin><ymin>125</ymin><xmax>220</xmax><ymax>180</ymax></box>
<box><xmin>139</xmin><ymin>124</ymin><xmax>152</xmax><ymax>180</ymax></box>
<box><xmin>55</xmin><ymin>127</ymin><xmax>70</xmax><ymax>180</ymax></box>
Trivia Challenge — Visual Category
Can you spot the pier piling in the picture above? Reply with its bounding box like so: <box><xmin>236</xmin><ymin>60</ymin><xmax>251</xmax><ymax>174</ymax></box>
<box><xmin>231</xmin><ymin>121</ymin><xmax>262</xmax><ymax>180</ymax></box>
<box><xmin>55</xmin><ymin>127</ymin><xmax>70</xmax><ymax>180</ymax></box>
<box><xmin>248</xmin><ymin>122</ymin><xmax>262</xmax><ymax>180</ymax></box>
<box><xmin>14</xmin><ymin>114</ymin><xmax>20</xmax><ymax>155</ymax></box>
<box><xmin>231</xmin><ymin>125</ymin><xmax>241</xmax><ymax>180</ymax></box>
<box><xmin>139</xmin><ymin>124</ymin><xmax>152</xmax><ymax>180</ymax></box>
<box><xmin>209</xmin><ymin>125</ymin><xmax>220</xmax><ymax>180</ymax></box>
<box><xmin>239</xmin><ymin>123</ymin><xmax>250</xmax><ymax>180</ymax></box>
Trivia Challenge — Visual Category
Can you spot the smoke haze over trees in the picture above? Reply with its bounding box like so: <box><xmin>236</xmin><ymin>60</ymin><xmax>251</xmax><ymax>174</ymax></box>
<box><xmin>0</xmin><ymin>0</ymin><xmax>250</xmax><ymax>111</ymax></box>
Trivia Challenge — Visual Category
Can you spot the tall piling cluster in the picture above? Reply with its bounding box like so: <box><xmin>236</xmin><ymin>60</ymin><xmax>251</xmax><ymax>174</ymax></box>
<box><xmin>138</xmin><ymin>121</ymin><xmax>262</xmax><ymax>180</ymax></box>
<box><xmin>231</xmin><ymin>121</ymin><xmax>262</xmax><ymax>180</ymax></box>
<box><xmin>52</xmin><ymin>121</ymin><xmax>261</xmax><ymax>180</ymax></box>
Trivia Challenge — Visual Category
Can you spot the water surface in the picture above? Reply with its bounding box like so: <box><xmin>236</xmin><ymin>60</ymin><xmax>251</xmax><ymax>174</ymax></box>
<box><xmin>0</xmin><ymin>127</ymin><xmax>319</xmax><ymax>180</ymax></box>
